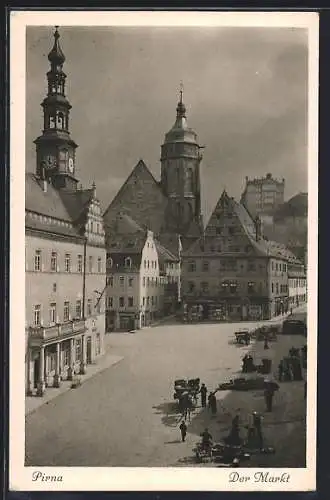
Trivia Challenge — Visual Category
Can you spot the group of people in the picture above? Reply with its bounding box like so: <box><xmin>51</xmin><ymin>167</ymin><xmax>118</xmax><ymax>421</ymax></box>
<box><xmin>225</xmin><ymin>411</ymin><xmax>264</xmax><ymax>449</ymax></box>
<box><xmin>278</xmin><ymin>345</ymin><xmax>305</xmax><ymax>382</ymax></box>
<box><xmin>200</xmin><ymin>382</ymin><xmax>217</xmax><ymax>415</ymax></box>
<box><xmin>178</xmin><ymin>382</ymin><xmax>217</xmax><ymax>442</ymax></box>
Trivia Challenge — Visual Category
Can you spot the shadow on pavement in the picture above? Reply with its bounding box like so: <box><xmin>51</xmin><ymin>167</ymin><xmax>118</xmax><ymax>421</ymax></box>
<box><xmin>157</xmin><ymin>334</ymin><xmax>307</xmax><ymax>467</ymax></box>
<box><xmin>153</xmin><ymin>401</ymin><xmax>183</xmax><ymax>427</ymax></box>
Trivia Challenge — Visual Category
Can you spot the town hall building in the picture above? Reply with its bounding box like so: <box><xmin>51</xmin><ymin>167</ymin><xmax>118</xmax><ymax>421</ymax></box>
<box><xmin>25</xmin><ymin>28</ymin><xmax>106</xmax><ymax>397</ymax></box>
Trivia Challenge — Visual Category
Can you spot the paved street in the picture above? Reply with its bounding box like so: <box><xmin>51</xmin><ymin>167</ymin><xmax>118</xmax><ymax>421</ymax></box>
<box><xmin>25</xmin><ymin>317</ymin><xmax>306</xmax><ymax>467</ymax></box>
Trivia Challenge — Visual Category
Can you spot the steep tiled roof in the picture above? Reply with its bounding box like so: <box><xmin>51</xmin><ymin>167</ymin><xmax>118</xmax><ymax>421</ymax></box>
<box><xmin>25</xmin><ymin>173</ymin><xmax>72</xmax><ymax>222</ymax></box>
<box><xmin>25</xmin><ymin>212</ymin><xmax>80</xmax><ymax>238</ymax></box>
<box><xmin>184</xmin><ymin>190</ymin><xmax>302</xmax><ymax>263</ymax></box>
<box><xmin>107</xmin><ymin>233</ymin><xmax>147</xmax><ymax>255</ymax></box>
<box><xmin>103</xmin><ymin>159</ymin><xmax>168</xmax><ymax>236</ymax></box>
<box><xmin>155</xmin><ymin>240</ymin><xmax>179</xmax><ymax>263</ymax></box>
<box><xmin>59</xmin><ymin>188</ymin><xmax>94</xmax><ymax>224</ymax></box>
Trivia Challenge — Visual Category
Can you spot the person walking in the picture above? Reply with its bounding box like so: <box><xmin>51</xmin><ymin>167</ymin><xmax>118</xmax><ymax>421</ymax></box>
<box><xmin>200</xmin><ymin>383</ymin><xmax>207</xmax><ymax>408</ymax></box>
<box><xmin>209</xmin><ymin>392</ymin><xmax>217</xmax><ymax>415</ymax></box>
<box><xmin>278</xmin><ymin>359</ymin><xmax>284</xmax><ymax>382</ymax></box>
<box><xmin>264</xmin><ymin>380</ymin><xmax>279</xmax><ymax>412</ymax></box>
<box><xmin>246</xmin><ymin>411</ymin><xmax>256</xmax><ymax>447</ymax></box>
<box><xmin>253</xmin><ymin>411</ymin><xmax>263</xmax><ymax>450</ymax></box>
<box><xmin>227</xmin><ymin>414</ymin><xmax>241</xmax><ymax>446</ymax></box>
<box><xmin>179</xmin><ymin>420</ymin><xmax>187</xmax><ymax>442</ymax></box>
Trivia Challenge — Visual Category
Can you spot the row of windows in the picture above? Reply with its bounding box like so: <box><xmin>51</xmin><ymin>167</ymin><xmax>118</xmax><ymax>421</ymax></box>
<box><xmin>187</xmin><ymin>260</ymin><xmax>266</xmax><ymax>272</ymax></box>
<box><xmin>106</xmin><ymin>275</ymin><xmax>175</xmax><ymax>287</ymax></box>
<box><xmin>106</xmin><ymin>295</ymin><xmax>159</xmax><ymax>308</ymax></box>
<box><xmin>271</xmin><ymin>283</ymin><xmax>288</xmax><ymax>294</ymax></box>
<box><xmin>107</xmin><ymin>256</ymin><xmax>178</xmax><ymax>271</ymax></box>
<box><xmin>144</xmin><ymin>259</ymin><xmax>158</xmax><ymax>270</ymax></box>
<box><xmin>289</xmin><ymin>279</ymin><xmax>306</xmax><ymax>288</ymax></box>
<box><xmin>32</xmin><ymin>250</ymin><xmax>103</xmax><ymax>273</ymax></box>
<box><xmin>107</xmin><ymin>257</ymin><xmax>133</xmax><ymax>269</ymax></box>
<box><xmin>271</xmin><ymin>261</ymin><xmax>287</xmax><ymax>272</ymax></box>
<box><xmin>33</xmin><ymin>299</ymin><xmax>101</xmax><ymax>326</ymax></box>
<box><xmin>186</xmin><ymin>281</ymin><xmax>264</xmax><ymax>294</ymax></box>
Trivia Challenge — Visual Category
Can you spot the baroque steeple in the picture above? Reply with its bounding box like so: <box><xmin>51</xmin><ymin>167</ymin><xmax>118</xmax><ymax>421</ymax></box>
<box><xmin>34</xmin><ymin>26</ymin><xmax>79</xmax><ymax>191</ymax></box>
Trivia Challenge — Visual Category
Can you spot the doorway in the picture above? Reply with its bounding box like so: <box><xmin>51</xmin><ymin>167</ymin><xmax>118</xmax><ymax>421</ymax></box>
<box><xmin>34</xmin><ymin>357</ymin><xmax>40</xmax><ymax>388</ymax></box>
<box><xmin>86</xmin><ymin>336</ymin><xmax>92</xmax><ymax>364</ymax></box>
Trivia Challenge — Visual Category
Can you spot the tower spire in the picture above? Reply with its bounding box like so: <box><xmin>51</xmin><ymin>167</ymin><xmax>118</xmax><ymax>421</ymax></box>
<box><xmin>48</xmin><ymin>25</ymin><xmax>65</xmax><ymax>70</ymax></box>
<box><xmin>34</xmin><ymin>27</ymin><xmax>78</xmax><ymax>191</ymax></box>
<box><xmin>176</xmin><ymin>82</ymin><xmax>186</xmax><ymax>118</ymax></box>
<box><xmin>179</xmin><ymin>81</ymin><xmax>184</xmax><ymax>104</ymax></box>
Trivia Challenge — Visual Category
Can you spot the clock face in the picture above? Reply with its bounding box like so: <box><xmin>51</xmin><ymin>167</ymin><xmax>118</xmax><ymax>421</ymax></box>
<box><xmin>68</xmin><ymin>158</ymin><xmax>74</xmax><ymax>173</ymax></box>
<box><xmin>44</xmin><ymin>155</ymin><xmax>56</xmax><ymax>169</ymax></box>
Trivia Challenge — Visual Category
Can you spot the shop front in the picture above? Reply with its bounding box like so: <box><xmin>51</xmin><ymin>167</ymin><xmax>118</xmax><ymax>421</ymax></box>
<box><xmin>118</xmin><ymin>313</ymin><xmax>136</xmax><ymax>331</ymax></box>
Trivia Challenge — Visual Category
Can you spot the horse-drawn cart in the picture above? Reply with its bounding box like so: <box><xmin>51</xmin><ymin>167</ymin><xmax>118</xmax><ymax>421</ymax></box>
<box><xmin>193</xmin><ymin>441</ymin><xmax>251</xmax><ymax>466</ymax></box>
<box><xmin>173</xmin><ymin>378</ymin><xmax>200</xmax><ymax>400</ymax></box>
<box><xmin>234</xmin><ymin>330</ymin><xmax>251</xmax><ymax>345</ymax></box>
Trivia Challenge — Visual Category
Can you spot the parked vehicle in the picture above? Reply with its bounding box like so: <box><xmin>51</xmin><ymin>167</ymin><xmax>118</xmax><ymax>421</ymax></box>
<box><xmin>282</xmin><ymin>313</ymin><xmax>307</xmax><ymax>336</ymax></box>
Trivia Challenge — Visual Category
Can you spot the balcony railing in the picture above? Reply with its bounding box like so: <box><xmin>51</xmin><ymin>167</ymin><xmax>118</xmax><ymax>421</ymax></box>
<box><xmin>29</xmin><ymin>319</ymin><xmax>86</xmax><ymax>342</ymax></box>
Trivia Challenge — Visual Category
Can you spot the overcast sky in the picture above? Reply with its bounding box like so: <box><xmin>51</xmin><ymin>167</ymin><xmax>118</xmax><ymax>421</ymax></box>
<box><xmin>26</xmin><ymin>26</ymin><xmax>308</xmax><ymax>220</ymax></box>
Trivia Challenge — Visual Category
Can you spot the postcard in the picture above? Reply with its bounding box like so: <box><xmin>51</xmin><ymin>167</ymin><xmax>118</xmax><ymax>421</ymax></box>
<box><xmin>9</xmin><ymin>9</ymin><xmax>318</xmax><ymax>491</ymax></box>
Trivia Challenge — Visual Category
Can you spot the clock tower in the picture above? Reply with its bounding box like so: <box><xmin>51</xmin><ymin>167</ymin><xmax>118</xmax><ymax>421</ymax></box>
<box><xmin>34</xmin><ymin>27</ymin><xmax>78</xmax><ymax>191</ymax></box>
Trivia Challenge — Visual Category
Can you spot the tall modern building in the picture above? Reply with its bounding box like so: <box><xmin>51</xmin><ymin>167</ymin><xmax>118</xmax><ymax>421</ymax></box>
<box><xmin>25</xmin><ymin>28</ymin><xmax>106</xmax><ymax>397</ymax></box>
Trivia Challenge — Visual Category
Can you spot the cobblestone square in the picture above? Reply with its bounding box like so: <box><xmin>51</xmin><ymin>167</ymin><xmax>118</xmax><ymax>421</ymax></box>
<box><xmin>25</xmin><ymin>316</ymin><xmax>306</xmax><ymax>467</ymax></box>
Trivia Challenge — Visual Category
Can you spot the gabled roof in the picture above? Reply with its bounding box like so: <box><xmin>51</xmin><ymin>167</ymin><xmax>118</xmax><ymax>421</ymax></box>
<box><xmin>103</xmin><ymin>160</ymin><xmax>164</xmax><ymax>218</ymax></box>
<box><xmin>155</xmin><ymin>240</ymin><xmax>179</xmax><ymax>263</ymax></box>
<box><xmin>25</xmin><ymin>172</ymin><xmax>72</xmax><ymax>222</ymax></box>
<box><xmin>184</xmin><ymin>189</ymin><xmax>302</xmax><ymax>263</ymax></box>
<box><xmin>59</xmin><ymin>188</ymin><xmax>94</xmax><ymax>225</ymax></box>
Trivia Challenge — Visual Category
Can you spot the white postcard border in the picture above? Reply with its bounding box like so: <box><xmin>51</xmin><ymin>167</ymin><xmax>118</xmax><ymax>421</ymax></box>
<box><xmin>9</xmin><ymin>10</ymin><xmax>318</xmax><ymax>492</ymax></box>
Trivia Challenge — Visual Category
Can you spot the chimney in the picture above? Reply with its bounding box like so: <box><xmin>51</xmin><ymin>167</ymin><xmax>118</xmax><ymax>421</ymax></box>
<box><xmin>92</xmin><ymin>181</ymin><xmax>96</xmax><ymax>198</ymax></box>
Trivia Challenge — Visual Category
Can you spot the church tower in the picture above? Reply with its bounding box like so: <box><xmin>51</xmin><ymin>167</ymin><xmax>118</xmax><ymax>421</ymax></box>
<box><xmin>160</xmin><ymin>88</ymin><xmax>203</xmax><ymax>238</ymax></box>
<box><xmin>34</xmin><ymin>27</ymin><xmax>79</xmax><ymax>191</ymax></box>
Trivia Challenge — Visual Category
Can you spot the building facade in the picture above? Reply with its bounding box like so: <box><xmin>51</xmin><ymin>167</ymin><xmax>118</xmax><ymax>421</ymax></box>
<box><xmin>155</xmin><ymin>240</ymin><xmax>181</xmax><ymax>315</ymax></box>
<box><xmin>240</xmin><ymin>173</ymin><xmax>285</xmax><ymax>222</ymax></box>
<box><xmin>288</xmin><ymin>261</ymin><xmax>307</xmax><ymax>310</ymax></box>
<box><xmin>181</xmin><ymin>191</ymin><xmax>301</xmax><ymax>322</ymax></box>
<box><xmin>25</xmin><ymin>28</ymin><xmax>106</xmax><ymax>397</ymax></box>
<box><xmin>105</xmin><ymin>215</ymin><xmax>167</xmax><ymax>331</ymax></box>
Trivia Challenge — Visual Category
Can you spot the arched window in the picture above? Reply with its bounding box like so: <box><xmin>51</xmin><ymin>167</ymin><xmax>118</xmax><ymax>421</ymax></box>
<box><xmin>49</xmin><ymin>115</ymin><xmax>56</xmax><ymax>129</ymax></box>
<box><xmin>57</xmin><ymin>112</ymin><xmax>64</xmax><ymax>129</ymax></box>
<box><xmin>106</xmin><ymin>257</ymin><xmax>113</xmax><ymax>269</ymax></box>
<box><xmin>125</xmin><ymin>257</ymin><xmax>132</xmax><ymax>268</ymax></box>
